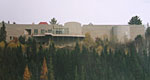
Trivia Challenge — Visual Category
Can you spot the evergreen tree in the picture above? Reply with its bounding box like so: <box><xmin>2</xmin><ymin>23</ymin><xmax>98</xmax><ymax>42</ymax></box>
<box><xmin>50</xmin><ymin>18</ymin><xmax>57</xmax><ymax>25</ymax></box>
<box><xmin>128</xmin><ymin>16</ymin><xmax>142</xmax><ymax>25</ymax></box>
<box><xmin>81</xmin><ymin>66</ymin><xmax>85</xmax><ymax>80</ymax></box>
<box><xmin>40</xmin><ymin>57</ymin><xmax>48</xmax><ymax>80</ymax></box>
<box><xmin>50</xmin><ymin>18</ymin><xmax>58</xmax><ymax>30</ymax></box>
<box><xmin>145</xmin><ymin>27</ymin><xmax>150</xmax><ymax>39</ymax></box>
<box><xmin>74</xmin><ymin>42</ymin><xmax>80</xmax><ymax>54</ymax></box>
<box><xmin>75</xmin><ymin>66</ymin><xmax>79</xmax><ymax>80</ymax></box>
<box><xmin>1</xmin><ymin>31</ymin><xmax>150</xmax><ymax>80</ymax></box>
<box><xmin>49</xmin><ymin>57</ymin><xmax>55</xmax><ymax>80</ymax></box>
<box><xmin>0</xmin><ymin>21</ymin><xmax>7</xmax><ymax>42</ymax></box>
<box><xmin>31</xmin><ymin>38</ymin><xmax>37</xmax><ymax>54</ymax></box>
<box><xmin>47</xmin><ymin>42</ymin><xmax>55</xmax><ymax>80</ymax></box>
<box><xmin>19</xmin><ymin>36</ymin><xmax>26</xmax><ymax>44</ymax></box>
<box><xmin>23</xmin><ymin>65</ymin><xmax>31</xmax><ymax>80</ymax></box>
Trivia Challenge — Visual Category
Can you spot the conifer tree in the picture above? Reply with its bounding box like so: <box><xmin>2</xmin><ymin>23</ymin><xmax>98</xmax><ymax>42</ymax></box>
<box><xmin>47</xmin><ymin>42</ymin><xmax>55</xmax><ymax>80</ymax></box>
<box><xmin>74</xmin><ymin>42</ymin><xmax>80</xmax><ymax>54</ymax></box>
<box><xmin>19</xmin><ymin>36</ymin><xmax>26</xmax><ymax>44</ymax></box>
<box><xmin>50</xmin><ymin>42</ymin><xmax>55</xmax><ymax>79</ymax></box>
<box><xmin>50</xmin><ymin>18</ymin><xmax>57</xmax><ymax>25</ymax></box>
<box><xmin>23</xmin><ymin>65</ymin><xmax>31</xmax><ymax>80</ymax></box>
<box><xmin>128</xmin><ymin>16</ymin><xmax>142</xmax><ymax>25</ymax></box>
<box><xmin>49</xmin><ymin>57</ymin><xmax>55</xmax><ymax>80</ymax></box>
<box><xmin>145</xmin><ymin>27</ymin><xmax>150</xmax><ymax>39</ymax></box>
<box><xmin>81</xmin><ymin>66</ymin><xmax>85</xmax><ymax>80</ymax></box>
<box><xmin>40</xmin><ymin>57</ymin><xmax>48</xmax><ymax>80</ymax></box>
<box><xmin>75</xmin><ymin>66</ymin><xmax>79</xmax><ymax>80</ymax></box>
<box><xmin>0</xmin><ymin>21</ymin><xmax>7</xmax><ymax>42</ymax></box>
<box><xmin>50</xmin><ymin>18</ymin><xmax>58</xmax><ymax>30</ymax></box>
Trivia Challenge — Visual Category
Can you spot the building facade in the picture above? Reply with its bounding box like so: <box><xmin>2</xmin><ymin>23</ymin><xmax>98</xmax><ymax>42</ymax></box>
<box><xmin>83</xmin><ymin>24</ymin><xmax>145</xmax><ymax>43</ymax></box>
<box><xmin>0</xmin><ymin>22</ymin><xmax>145</xmax><ymax>45</ymax></box>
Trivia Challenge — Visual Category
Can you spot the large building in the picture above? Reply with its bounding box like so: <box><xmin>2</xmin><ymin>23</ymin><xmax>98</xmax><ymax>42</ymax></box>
<box><xmin>0</xmin><ymin>22</ymin><xmax>145</xmax><ymax>45</ymax></box>
<box><xmin>83</xmin><ymin>24</ymin><xmax>145</xmax><ymax>42</ymax></box>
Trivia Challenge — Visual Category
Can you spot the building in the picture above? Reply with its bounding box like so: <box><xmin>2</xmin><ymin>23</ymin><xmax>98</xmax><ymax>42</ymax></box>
<box><xmin>83</xmin><ymin>24</ymin><xmax>145</xmax><ymax>43</ymax></box>
<box><xmin>0</xmin><ymin>22</ymin><xmax>145</xmax><ymax>45</ymax></box>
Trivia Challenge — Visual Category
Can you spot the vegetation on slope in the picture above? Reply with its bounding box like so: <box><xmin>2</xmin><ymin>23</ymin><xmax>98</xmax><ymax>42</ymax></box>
<box><xmin>0</xmin><ymin>27</ymin><xmax>150</xmax><ymax>80</ymax></box>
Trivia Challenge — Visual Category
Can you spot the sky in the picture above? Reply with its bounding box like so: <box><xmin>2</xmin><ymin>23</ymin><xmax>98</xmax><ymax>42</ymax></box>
<box><xmin>0</xmin><ymin>0</ymin><xmax>150</xmax><ymax>25</ymax></box>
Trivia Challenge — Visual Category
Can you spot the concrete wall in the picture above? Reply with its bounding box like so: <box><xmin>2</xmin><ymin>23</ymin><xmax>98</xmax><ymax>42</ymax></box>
<box><xmin>4</xmin><ymin>24</ymin><xmax>27</xmax><ymax>41</ymax></box>
<box><xmin>82</xmin><ymin>25</ymin><xmax>145</xmax><ymax>43</ymax></box>
<box><xmin>64</xmin><ymin>22</ymin><xmax>82</xmax><ymax>35</ymax></box>
<box><xmin>130</xmin><ymin>25</ymin><xmax>145</xmax><ymax>40</ymax></box>
<box><xmin>112</xmin><ymin>26</ymin><xmax>130</xmax><ymax>43</ymax></box>
<box><xmin>82</xmin><ymin>25</ymin><xmax>113</xmax><ymax>40</ymax></box>
<box><xmin>0</xmin><ymin>23</ymin><xmax>54</xmax><ymax>42</ymax></box>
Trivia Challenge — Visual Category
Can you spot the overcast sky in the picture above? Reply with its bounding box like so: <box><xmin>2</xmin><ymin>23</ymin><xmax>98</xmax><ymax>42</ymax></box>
<box><xmin>0</xmin><ymin>0</ymin><xmax>150</xmax><ymax>25</ymax></box>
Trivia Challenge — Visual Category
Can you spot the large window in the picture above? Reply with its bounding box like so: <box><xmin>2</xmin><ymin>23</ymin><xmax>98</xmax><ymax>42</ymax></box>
<box><xmin>34</xmin><ymin>29</ymin><xmax>38</xmax><ymax>35</ymax></box>
<box><xmin>48</xmin><ymin>29</ymin><xmax>52</xmax><ymax>33</ymax></box>
<box><xmin>56</xmin><ymin>31</ymin><xmax>62</xmax><ymax>34</ymax></box>
<box><xmin>41</xmin><ymin>29</ymin><xmax>45</xmax><ymax>34</ymax></box>
<box><xmin>53</xmin><ymin>28</ymin><xmax>69</xmax><ymax>34</ymax></box>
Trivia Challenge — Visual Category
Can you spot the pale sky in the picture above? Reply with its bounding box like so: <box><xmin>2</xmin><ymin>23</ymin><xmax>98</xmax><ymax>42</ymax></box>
<box><xmin>0</xmin><ymin>0</ymin><xmax>150</xmax><ymax>25</ymax></box>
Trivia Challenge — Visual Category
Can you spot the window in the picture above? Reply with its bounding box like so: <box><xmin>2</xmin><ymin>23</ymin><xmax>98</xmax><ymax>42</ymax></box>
<box><xmin>65</xmin><ymin>28</ymin><xmax>69</xmax><ymax>34</ymax></box>
<box><xmin>48</xmin><ymin>29</ymin><xmax>52</xmax><ymax>33</ymax></box>
<box><xmin>34</xmin><ymin>29</ymin><xmax>38</xmax><ymax>35</ymax></box>
<box><xmin>25</xmin><ymin>29</ymin><xmax>31</xmax><ymax>35</ymax></box>
<box><xmin>41</xmin><ymin>29</ymin><xmax>45</xmax><ymax>34</ymax></box>
<box><xmin>56</xmin><ymin>31</ymin><xmax>62</xmax><ymax>34</ymax></box>
<box><xmin>10</xmin><ymin>36</ymin><xmax>12</xmax><ymax>40</ymax></box>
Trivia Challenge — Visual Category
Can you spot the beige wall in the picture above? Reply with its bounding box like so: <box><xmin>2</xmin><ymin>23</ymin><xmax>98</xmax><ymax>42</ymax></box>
<box><xmin>112</xmin><ymin>26</ymin><xmax>130</xmax><ymax>43</ymax></box>
<box><xmin>130</xmin><ymin>25</ymin><xmax>145</xmax><ymax>40</ymax></box>
<box><xmin>0</xmin><ymin>23</ymin><xmax>83</xmax><ymax>42</ymax></box>
<box><xmin>0</xmin><ymin>24</ymin><xmax>54</xmax><ymax>42</ymax></box>
<box><xmin>64</xmin><ymin>22</ymin><xmax>82</xmax><ymax>35</ymax></box>
<box><xmin>82</xmin><ymin>25</ymin><xmax>113</xmax><ymax>40</ymax></box>
<box><xmin>82</xmin><ymin>25</ymin><xmax>145</xmax><ymax>43</ymax></box>
<box><xmin>4</xmin><ymin>24</ymin><xmax>27</xmax><ymax>41</ymax></box>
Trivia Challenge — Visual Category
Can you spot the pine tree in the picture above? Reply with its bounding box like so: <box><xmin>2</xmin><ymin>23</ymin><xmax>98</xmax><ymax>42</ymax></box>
<box><xmin>0</xmin><ymin>21</ymin><xmax>7</xmax><ymax>42</ymax></box>
<box><xmin>81</xmin><ymin>66</ymin><xmax>85</xmax><ymax>80</ymax></box>
<box><xmin>75</xmin><ymin>66</ymin><xmax>79</xmax><ymax>80</ymax></box>
<box><xmin>49</xmin><ymin>57</ymin><xmax>55</xmax><ymax>80</ymax></box>
<box><xmin>23</xmin><ymin>65</ymin><xmax>31</xmax><ymax>80</ymax></box>
<box><xmin>145</xmin><ymin>27</ymin><xmax>150</xmax><ymax>39</ymax></box>
<box><xmin>128</xmin><ymin>16</ymin><xmax>142</xmax><ymax>25</ymax></box>
<box><xmin>47</xmin><ymin>42</ymin><xmax>55</xmax><ymax>80</ymax></box>
<box><xmin>19</xmin><ymin>36</ymin><xmax>26</xmax><ymax>44</ymax></box>
<box><xmin>40</xmin><ymin>57</ymin><xmax>48</xmax><ymax>80</ymax></box>
<box><xmin>74</xmin><ymin>42</ymin><xmax>80</xmax><ymax>54</ymax></box>
<box><xmin>50</xmin><ymin>18</ymin><xmax>57</xmax><ymax>25</ymax></box>
<box><xmin>50</xmin><ymin>18</ymin><xmax>58</xmax><ymax>30</ymax></box>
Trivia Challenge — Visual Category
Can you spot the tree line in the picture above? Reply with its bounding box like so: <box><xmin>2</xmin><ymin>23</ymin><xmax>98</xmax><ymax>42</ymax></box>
<box><xmin>1</xmin><ymin>31</ymin><xmax>150</xmax><ymax>80</ymax></box>
<box><xmin>0</xmin><ymin>30</ymin><xmax>150</xmax><ymax>80</ymax></box>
